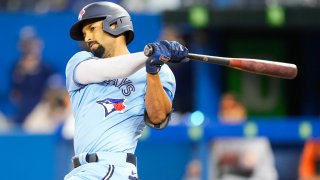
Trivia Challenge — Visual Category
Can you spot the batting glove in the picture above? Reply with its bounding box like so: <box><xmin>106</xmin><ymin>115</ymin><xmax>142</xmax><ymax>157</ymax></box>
<box><xmin>160</xmin><ymin>40</ymin><xmax>189</xmax><ymax>63</ymax></box>
<box><xmin>145</xmin><ymin>42</ymin><xmax>171</xmax><ymax>74</ymax></box>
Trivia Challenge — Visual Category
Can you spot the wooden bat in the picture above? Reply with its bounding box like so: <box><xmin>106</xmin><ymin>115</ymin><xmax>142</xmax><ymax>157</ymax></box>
<box><xmin>144</xmin><ymin>45</ymin><xmax>298</xmax><ymax>79</ymax></box>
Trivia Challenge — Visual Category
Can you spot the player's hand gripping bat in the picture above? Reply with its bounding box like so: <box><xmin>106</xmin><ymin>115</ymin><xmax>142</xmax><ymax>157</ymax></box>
<box><xmin>144</xmin><ymin>45</ymin><xmax>298</xmax><ymax>79</ymax></box>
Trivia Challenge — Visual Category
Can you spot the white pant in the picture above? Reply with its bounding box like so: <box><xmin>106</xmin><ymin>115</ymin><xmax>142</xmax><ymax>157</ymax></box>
<box><xmin>64</xmin><ymin>152</ymin><xmax>138</xmax><ymax>180</ymax></box>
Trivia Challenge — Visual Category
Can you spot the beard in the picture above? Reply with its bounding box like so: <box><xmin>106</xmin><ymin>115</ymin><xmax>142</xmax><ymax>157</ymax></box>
<box><xmin>92</xmin><ymin>44</ymin><xmax>105</xmax><ymax>58</ymax></box>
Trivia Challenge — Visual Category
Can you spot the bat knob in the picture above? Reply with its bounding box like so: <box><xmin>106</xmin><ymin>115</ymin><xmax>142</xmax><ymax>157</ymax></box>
<box><xmin>144</xmin><ymin>44</ymin><xmax>154</xmax><ymax>57</ymax></box>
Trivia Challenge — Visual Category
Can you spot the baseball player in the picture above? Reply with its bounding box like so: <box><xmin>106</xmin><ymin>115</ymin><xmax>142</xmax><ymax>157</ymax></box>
<box><xmin>65</xmin><ymin>2</ymin><xmax>188</xmax><ymax>180</ymax></box>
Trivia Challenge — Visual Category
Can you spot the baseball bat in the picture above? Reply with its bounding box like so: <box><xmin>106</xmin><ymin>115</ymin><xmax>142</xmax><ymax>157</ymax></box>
<box><xmin>144</xmin><ymin>45</ymin><xmax>298</xmax><ymax>79</ymax></box>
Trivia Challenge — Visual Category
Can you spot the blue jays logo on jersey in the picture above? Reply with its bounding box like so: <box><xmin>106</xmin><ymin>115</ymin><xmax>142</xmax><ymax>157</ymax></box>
<box><xmin>97</xmin><ymin>98</ymin><xmax>126</xmax><ymax>117</ymax></box>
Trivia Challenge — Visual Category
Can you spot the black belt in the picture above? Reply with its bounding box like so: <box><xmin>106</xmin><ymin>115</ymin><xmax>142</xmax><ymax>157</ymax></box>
<box><xmin>72</xmin><ymin>153</ymin><xmax>137</xmax><ymax>168</ymax></box>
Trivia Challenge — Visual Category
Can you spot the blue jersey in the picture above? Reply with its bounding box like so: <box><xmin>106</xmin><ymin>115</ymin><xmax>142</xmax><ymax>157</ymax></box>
<box><xmin>65</xmin><ymin>51</ymin><xmax>176</xmax><ymax>155</ymax></box>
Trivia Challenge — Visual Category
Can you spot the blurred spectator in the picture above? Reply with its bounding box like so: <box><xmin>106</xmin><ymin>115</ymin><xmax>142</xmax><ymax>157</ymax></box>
<box><xmin>299</xmin><ymin>138</ymin><xmax>320</xmax><ymax>180</ymax></box>
<box><xmin>2</xmin><ymin>0</ymin><xmax>67</xmax><ymax>12</ymax></box>
<box><xmin>218</xmin><ymin>92</ymin><xmax>247</xmax><ymax>124</ymax></box>
<box><xmin>9</xmin><ymin>26</ymin><xmax>56</xmax><ymax>125</ymax></box>
<box><xmin>0</xmin><ymin>111</ymin><xmax>12</xmax><ymax>132</ymax></box>
<box><xmin>184</xmin><ymin>159</ymin><xmax>202</xmax><ymax>180</ymax></box>
<box><xmin>23</xmin><ymin>74</ymin><xmax>72</xmax><ymax>134</ymax></box>
<box><xmin>214</xmin><ymin>93</ymin><xmax>278</xmax><ymax>180</ymax></box>
<box><xmin>121</xmin><ymin>0</ymin><xmax>180</xmax><ymax>13</ymax></box>
<box><xmin>34</xmin><ymin>0</ymin><xmax>67</xmax><ymax>13</ymax></box>
<box><xmin>211</xmin><ymin>137</ymin><xmax>278</xmax><ymax>180</ymax></box>
<box><xmin>160</xmin><ymin>25</ymin><xmax>186</xmax><ymax>44</ymax></box>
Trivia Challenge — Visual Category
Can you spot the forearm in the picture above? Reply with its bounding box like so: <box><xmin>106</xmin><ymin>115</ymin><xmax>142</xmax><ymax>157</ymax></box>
<box><xmin>75</xmin><ymin>52</ymin><xmax>147</xmax><ymax>84</ymax></box>
<box><xmin>145</xmin><ymin>73</ymin><xmax>172</xmax><ymax>124</ymax></box>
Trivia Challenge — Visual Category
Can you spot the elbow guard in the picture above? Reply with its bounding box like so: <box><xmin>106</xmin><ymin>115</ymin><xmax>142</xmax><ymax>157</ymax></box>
<box><xmin>144</xmin><ymin>111</ymin><xmax>172</xmax><ymax>130</ymax></box>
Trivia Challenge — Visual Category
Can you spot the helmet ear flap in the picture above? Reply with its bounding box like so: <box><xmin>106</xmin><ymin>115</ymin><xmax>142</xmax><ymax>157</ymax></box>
<box><xmin>102</xmin><ymin>16</ymin><xmax>134</xmax><ymax>44</ymax></box>
<box><xmin>102</xmin><ymin>15</ymin><xmax>117</xmax><ymax>34</ymax></box>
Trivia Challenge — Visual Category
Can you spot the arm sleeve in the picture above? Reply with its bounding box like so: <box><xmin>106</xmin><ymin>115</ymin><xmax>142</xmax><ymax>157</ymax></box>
<box><xmin>65</xmin><ymin>51</ymin><xmax>147</xmax><ymax>92</ymax></box>
<box><xmin>75</xmin><ymin>52</ymin><xmax>147</xmax><ymax>84</ymax></box>
<box><xmin>144</xmin><ymin>64</ymin><xmax>176</xmax><ymax>130</ymax></box>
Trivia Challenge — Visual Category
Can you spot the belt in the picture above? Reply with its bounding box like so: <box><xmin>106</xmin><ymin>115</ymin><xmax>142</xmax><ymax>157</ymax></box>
<box><xmin>72</xmin><ymin>152</ymin><xmax>137</xmax><ymax>168</ymax></box>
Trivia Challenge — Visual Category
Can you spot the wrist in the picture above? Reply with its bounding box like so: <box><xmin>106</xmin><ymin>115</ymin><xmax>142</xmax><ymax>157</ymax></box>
<box><xmin>146</xmin><ymin>66</ymin><xmax>161</xmax><ymax>74</ymax></box>
<box><xmin>146</xmin><ymin>73</ymin><xmax>160</xmax><ymax>78</ymax></box>
<box><xmin>146</xmin><ymin>57</ymin><xmax>162</xmax><ymax>74</ymax></box>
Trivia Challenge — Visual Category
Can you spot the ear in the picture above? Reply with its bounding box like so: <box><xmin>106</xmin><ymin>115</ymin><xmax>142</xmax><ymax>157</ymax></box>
<box><xmin>109</xmin><ymin>22</ymin><xmax>118</xmax><ymax>30</ymax></box>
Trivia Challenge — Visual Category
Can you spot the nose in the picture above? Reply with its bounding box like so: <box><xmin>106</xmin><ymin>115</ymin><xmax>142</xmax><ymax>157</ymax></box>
<box><xmin>84</xmin><ymin>35</ymin><xmax>91</xmax><ymax>43</ymax></box>
<box><xmin>84</xmin><ymin>32</ymin><xmax>93</xmax><ymax>42</ymax></box>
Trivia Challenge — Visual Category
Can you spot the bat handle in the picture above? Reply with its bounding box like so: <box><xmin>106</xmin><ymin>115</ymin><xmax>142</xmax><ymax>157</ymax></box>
<box><xmin>144</xmin><ymin>44</ymin><xmax>154</xmax><ymax>57</ymax></box>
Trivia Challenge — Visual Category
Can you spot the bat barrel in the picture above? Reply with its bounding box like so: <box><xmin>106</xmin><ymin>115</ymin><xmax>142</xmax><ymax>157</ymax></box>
<box><xmin>229</xmin><ymin>58</ymin><xmax>298</xmax><ymax>79</ymax></box>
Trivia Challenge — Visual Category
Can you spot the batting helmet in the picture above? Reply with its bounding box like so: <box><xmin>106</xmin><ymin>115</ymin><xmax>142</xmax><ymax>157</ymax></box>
<box><xmin>70</xmin><ymin>2</ymin><xmax>134</xmax><ymax>44</ymax></box>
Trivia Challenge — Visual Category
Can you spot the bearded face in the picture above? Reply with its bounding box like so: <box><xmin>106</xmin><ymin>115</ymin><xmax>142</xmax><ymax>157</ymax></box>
<box><xmin>92</xmin><ymin>43</ymin><xmax>105</xmax><ymax>58</ymax></box>
<box><xmin>87</xmin><ymin>41</ymin><xmax>106</xmax><ymax>58</ymax></box>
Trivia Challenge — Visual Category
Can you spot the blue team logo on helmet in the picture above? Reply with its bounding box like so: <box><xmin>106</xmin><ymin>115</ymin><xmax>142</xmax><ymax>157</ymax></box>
<box><xmin>97</xmin><ymin>98</ymin><xmax>126</xmax><ymax>117</ymax></box>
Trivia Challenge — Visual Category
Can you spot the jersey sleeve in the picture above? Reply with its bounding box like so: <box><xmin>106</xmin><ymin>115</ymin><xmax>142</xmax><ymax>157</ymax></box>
<box><xmin>65</xmin><ymin>51</ymin><xmax>94</xmax><ymax>92</ymax></box>
<box><xmin>158</xmin><ymin>64</ymin><xmax>176</xmax><ymax>102</ymax></box>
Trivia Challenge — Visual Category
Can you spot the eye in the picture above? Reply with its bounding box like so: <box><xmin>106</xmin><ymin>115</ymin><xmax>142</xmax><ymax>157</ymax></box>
<box><xmin>90</xmin><ymin>26</ymin><xmax>95</xmax><ymax>31</ymax></box>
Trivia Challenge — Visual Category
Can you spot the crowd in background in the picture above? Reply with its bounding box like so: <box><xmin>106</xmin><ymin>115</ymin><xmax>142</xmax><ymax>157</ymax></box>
<box><xmin>1</xmin><ymin>0</ymin><xmax>320</xmax><ymax>14</ymax></box>
<box><xmin>0</xmin><ymin>25</ymin><xmax>74</xmax><ymax>139</ymax></box>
